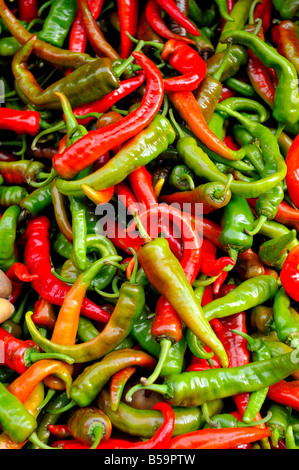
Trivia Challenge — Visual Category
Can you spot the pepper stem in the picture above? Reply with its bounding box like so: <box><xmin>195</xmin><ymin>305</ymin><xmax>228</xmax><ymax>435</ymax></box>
<box><xmin>133</xmin><ymin>212</ymin><xmax>152</xmax><ymax>244</ymax></box>
<box><xmin>47</xmin><ymin>399</ymin><xmax>76</xmax><ymax>415</ymax></box>
<box><xmin>224</xmin><ymin>248</ymin><xmax>238</xmax><ymax>271</ymax></box>
<box><xmin>186</xmin><ymin>328</ymin><xmax>214</xmax><ymax>360</ymax></box>
<box><xmin>29</xmin><ymin>351</ymin><xmax>76</xmax><ymax>365</ymax></box>
<box><xmin>212</xmin><ymin>39</ymin><xmax>232</xmax><ymax>82</ymax></box>
<box><xmin>28</xmin><ymin>432</ymin><xmax>56</xmax><ymax>450</ymax></box>
<box><xmin>125</xmin><ymin>383</ymin><xmax>168</xmax><ymax>403</ymax></box>
<box><xmin>113</xmin><ymin>39</ymin><xmax>146</xmax><ymax>77</ymax></box>
<box><xmin>125</xmin><ymin>32</ymin><xmax>164</xmax><ymax>52</ymax></box>
<box><xmin>245</xmin><ymin>215</ymin><xmax>267</xmax><ymax>236</ymax></box>
<box><xmin>89</xmin><ymin>424</ymin><xmax>104</xmax><ymax>449</ymax></box>
<box><xmin>140</xmin><ymin>338</ymin><xmax>172</xmax><ymax>386</ymax></box>
<box><xmin>168</xmin><ymin>108</ymin><xmax>186</xmax><ymax>140</ymax></box>
<box><xmin>28</xmin><ymin>167</ymin><xmax>57</xmax><ymax>188</ymax></box>
<box><xmin>230</xmin><ymin>328</ymin><xmax>261</xmax><ymax>352</ymax></box>
<box><xmin>180</xmin><ymin>172</ymin><xmax>195</xmax><ymax>190</ymax></box>
<box><xmin>37</xmin><ymin>388</ymin><xmax>56</xmax><ymax>411</ymax></box>
<box><xmin>248</xmin><ymin>0</ymin><xmax>262</xmax><ymax>24</ymax></box>
<box><xmin>214</xmin><ymin>173</ymin><xmax>233</xmax><ymax>198</ymax></box>
<box><xmin>127</xmin><ymin>248</ymin><xmax>139</xmax><ymax>285</ymax></box>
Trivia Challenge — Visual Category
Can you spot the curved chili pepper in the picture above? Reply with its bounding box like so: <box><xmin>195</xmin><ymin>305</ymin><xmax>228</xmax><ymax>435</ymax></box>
<box><xmin>25</xmin><ymin>264</ymin><xmax>146</xmax><ymax>364</ymax></box>
<box><xmin>160</xmin><ymin>38</ymin><xmax>207</xmax><ymax>79</ymax></box>
<box><xmin>12</xmin><ymin>35</ymin><xmax>120</xmax><ymax>110</ymax></box>
<box><xmin>53</xmin><ymin>51</ymin><xmax>164</xmax><ymax>179</ymax></box>
<box><xmin>156</xmin><ymin>0</ymin><xmax>199</xmax><ymax>36</ymax></box>
<box><xmin>23</xmin><ymin>216</ymin><xmax>110</xmax><ymax>323</ymax></box>
<box><xmin>169</xmin><ymin>426</ymin><xmax>270</xmax><ymax>449</ymax></box>
<box><xmin>0</xmin><ymin>0</ymin><xmax>94</xmax><ymax>68</ymax></box>
<box><xmin>145</xmin><ymin>0</ymin><xmax>196</xmax><ymax>45</ymax></box>
<box><xmin>109</xmin><ymin>366</ymin><xmax>137</xmax><ymax>411</ymax></box>
<box><xmin>7</xmin><ymin>359</ymin><xmax>73</xmax><ymax>403</ymax></box>
<box><xmin>258</xmin><ymin>230</ymin><xmax>297</xmax><ymax>270</ymax></box>
<box><xmin>73</xmin><ymin>72</ymin><xmax>145</xmax><ymax>125</ymax></box>
<box><xmin>128</xmin><ymin>166</ymin><xmax>157</xmax><ymax>210</ymax></box>
<box><xmin>220</xmin><ymin>29</ymin><xmax>299</xmax><ymax>127</ymax></box>
<box><xmin>280</xmin><ymin>244</ymin><xmax>299</xmax><ymax>302</ymax></box>
<box><xmin>5</xmin><ymin>262</ymin><xmax>38</xmax><ymax>304</ymax></box>
<box><xmin>199</xmin><ymin>239</ymin><xmax>235</xmax><ymax>277</ymax></box>
<box><xmin>78</xmin><ymin>0</ymin><xmax>120</xmax><ymax>60</ymax></box>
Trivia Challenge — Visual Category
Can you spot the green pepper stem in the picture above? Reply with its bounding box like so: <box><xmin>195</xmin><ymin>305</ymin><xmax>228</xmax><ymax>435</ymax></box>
<box><xmin>133</xmin><ymin>212</ymin><xmax>152</xmax><ymax>244</ymax></box>
<box><xmin>214</xmin><ymin>173</ymin><xmax>233</xmax><ymax>198</ymax></box>
<box><xmin>51</xmin><ymin>268</ymin><xmax>75</xmax><ymax>284</ymax></box>
<box><xmin>31</xmin><ymin>121</ymin><xmax>66</xmax><ymax>150</ymax></box>
<box><xmin>28</xmin><ymin>167</ymin><xmax>57</xmax><ymax>188</ymax></box>
<box><xmin>127</xmin><ymin>247</ymin><xmax>139</xmax><ymax>285</ymax></box>
<box><xmin>126</xmin><ymin>32</ymin><xmax>164</xmax><ymax>52</ymax></box>
<box><xmin>47</xmin><ymin>399</ymin><xmax>76</xmax><ymax>415</ymax></box>
<box><xmin>89</xmin><ymin>424</ymin><xmax>104</xmax><ymax>449</ymax></box>
<box><xmin>29</xmin><ymin>351</ymin><xmax>76</xmax><ymax>365</ymax></box>
<box><xmin>224</xmin><ymin>248</ymin><xmax>238</xmax><ymax>271</ymax></box>
<box><xmin>28</xmin><ymin>432</ymin><xmax>57</xmax><ymax>450</ymax></box>
<box><xmin>180</xmin><ymin>172</ymin><xmax>195</xmax><ymax>190</ymax></box>
<box><xmin>230</xmin><ymin>328</ymin><xmax>262</xmax><ymax>352</ymax></box>
<box><xmin>168</xmin><ymin>108</ymin><xmax>186</xmax><ymax>140</ymax></box>
<box><xmin>212</xmin><ymin>39</ymin><xmax>232</xmax><ymax>81</ymax></box>
<box><xmin>113</xmin><ymin>39</ymin><xmax>145</xmax><ymax>77</ymax></box>
<box><xmin>125</xmin><ymin>382</ymin><xmax>168</xmax><ymax>402</ymax></box>
<box><xmin>248</xmin><ymin>0</ymin><xmax>262</xmax><ymax>24</ymax></box>
<box><xmin>140</xmin><ymin>338</ymin><xmax>172</xmax><ymax>386</ymax></box>
<box><xmin>37</xmin><ymin>388</ymin><xmax>56</xmax><ymax>411</ymax></box>
<box><xmin>245</xmin><ymin>214</ymin><xmax>267</xmax><ymax>236</ymax></box>
<box><xmin>186</xmin><ymin>328</ymin><xmax>215</xmax><ymax>360</ymax></box>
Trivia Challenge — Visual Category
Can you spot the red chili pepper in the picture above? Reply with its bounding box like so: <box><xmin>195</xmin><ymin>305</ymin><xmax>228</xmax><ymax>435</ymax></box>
<box><xmin>280</xmin><ymin>244</ymin><xmax>299</xmax><ymax>302</ymax></box>
<box><xmin>47</xmin><ymin>424</ymin><xmax>71</xmax><ymax>439</ymax></box>
<box><xmin>114</xmin><ymin>181</ymin><xmax>141</xmax><ymax>216</ymax></box>
<box><xmin>5</xmin><ymin>262</ymin><xmax>38</xmax><ymax>304</ymax></box>
<box><xmin>161</xmin><ymin>38</ymin><xmax>207</xmax><ymax>78</ymax></box>
<box><xmin>200</xmin><ymin>238</ymin><xmax>235</xmax><ymax>277</ymax></box>
<box><xmin>285</xmin><ymin>134</ymin><xmax>299</xmax><ymax>209</ymax></box>
<box><xmin>117</xmin><ymin>0</ymin><xmax>139</xmax><ymax>58</ymax></box>
<box><xmin>103</xmin><ymin>215</ymin><xmax>143</xmax><ymax>254</ymax></box>
<box><xmin>53</xmin><ymin>52</ymin><xmax>164</xmax><ymax>179</ymax></box>
<box><xmin>128</xmin><ymin>166</ymin><xmax>157</xmax><ymax>210</ymax></box>
<box><xmin>53</xmin><ymin>402</ymin><xmax>175</xmax><ymax>449</ymax></box>
<box><xmin>23</xmin><ymin>216</ymin><xmax>111</xmax><ymax>323</ymax></box>
<box><xmin>156</xmin><ymin>0</ymin><xmax>200</xmax><ymax>36</ymax></box>
<box><xmin>169</xmin><ymin>426</ymin><xmax>270</xmax><ymax>449</ymax></box>
<box><xmin>163</xmin><ymin>72</ymin><xmax>202</xmax><ymax>92</ymax></box>
<box><xmin>17</xmin><ymin>0</ymin><xmax>38</xmax><ymax>23</ymax></box>
<box><xmin>73</xmin><ymin>72</ymin><xmax>146</xmax><ymax>125</ymax></box>
<box><xmin>31</xmin><ymin>298</ymin><xmax>56</xmax><ymax>330</ymax></box>
<box><xmin>253</xmin><ymin>0</ymin><xmax>272</xmax><ymax>32</ymax></box>
<box><xmin>246</xmin><ymin>26</ymin><xmax>276</xmax><ymax>109</ymax></box>
<box><xmin>223</xmin><ymin>135</ymin><xmax>239</xmax><ymax>151</ymax></box>
<box><xmin>145</xmin><ymin>0</ymin><xmax>196</xmax><ymax>45</ymax></box>
<box><xmin>0</xmin><ymin>327</ymin><xmax>38</xmax><ymax>372</ymax></box>
<box><xmin>0</xmin><ymin>108</ymin><xmax>40</xmax><ymax>135</ymax></box>
<box><xmin>267</xmin><ymin>380</ymin><xmax>299</xmax><ymax>413</ymax></box>
<box><xmin>219</xmin><ymin>85</ymin><xmax>236</xmax><ymax>102</ymax></box>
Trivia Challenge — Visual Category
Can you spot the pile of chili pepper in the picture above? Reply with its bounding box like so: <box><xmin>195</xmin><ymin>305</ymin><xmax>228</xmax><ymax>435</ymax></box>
<box><xmin>2</xmin><ymin>0</ymin><xmax>299</xmax><ymax>452</ymax></box>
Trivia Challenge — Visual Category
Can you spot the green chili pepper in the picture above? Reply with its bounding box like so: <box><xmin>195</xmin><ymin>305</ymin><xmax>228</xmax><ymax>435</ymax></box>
<box><xmin>126</xmin><ymin>347</ymin><xmax>299</xmax><ymax>407</ymax></box>
<box><xmin>188</xmin><ymin>0</ymin><xmax>216</xmax><ymax>27</ymax></box>
<box><xmin>231</xmin><ymin>330</ymin><xmax>271</xmax><ymax>423</ymax></box>
<box><xmin>259</xmin><ymin>219</ymin><xmax>299</xmax><ymax>249</ymax></box>
<box><xmin>69</xmin><ymin>196</ymin><xmax>87</xmax><ymax>272</ymax></box>
<box><xmin>258</xmin><ymin>230</ymin><xmax>297</xmax><ymax>270</ymax></box>
<box><xmin>216</xmin><ymin>0</ymin><xmax>255</xmax><ymax>52</ymax></box>
<box><xmin>220</xmin><ymin>29</ymin><xmax>299</xmax><ymax>126</ymax></box>
<box><xmin>205</xmin><ymin>45</ymin><xmax>248</xmax><ymax>82</ymax></box>
<box><xmin>20</xmin><ymin>181</ymin><xmax>53</xmax><ymax>218</ymax></box>
<box><xmin>0</xmin><ymin>382</ymin><xmax>37</xmax><ymax>443</ymax></box>
<box><xmin>27</xmin><ymin>391</ymin><xmax>71</xmax><ymax>448</ymax></box>
<box><xmin>223</xmin><ymin>77</ymin><xmax>257</xmax><ymax>97</ymax></box>
<box><xmin>0</xmin><ymin>205</ymin><xmax>20</xmax><ymax>272</ymax></box>
<box><xmin>273</xmin><ymin>287</ymin><xmax>299</xmax><ymax>349</ymax></box>
<box><xmin>12</xmin><ymin>36</ymin><xmax>120</xmax><ymax>109</ymax></box>
<box><xmin>272</xmin><ymin>0</ymin><xmax>299</xmax><ymax>19</ymax></box>
<box><xmin>216</xmin><ymin>101</ymin><xmax>287</xmax><ymax>234</ymax></box>
<box><xmin>267</xmin><ymin>403</ymin><xmax>292</xmax><ymax>447</ymax></box>
<box><xmin>203</xmin><ymin>275</ymin><xmax>279</xmax><ymax>322</ymax></box>
<box><xmin>219</xmin><ymin>195</ymin><xmax>255</xmax><ymax>264</ymax></box>
<box><xmin>97</xmin><ymin>388</ymin><xmax>223</xmax><ymax>438</ymax></box>
<box><xmin>37</xmin><ymin>0</ymin><xmax>77</xmax><ymax>48</ymax></box>
<box><xmin>0</xmin><ymin>185</ymin><xmax>28</xmax><ymax>207</ymax></box>
<box><xmin>169</xmin><ymin>164</ymin><xmax>195</xmax><ymax>191</ymax></box>
<box><xmin>25</xmin><ymin>260</ymin><xmax>145</xmax><ymax>363</ymax></box>
<box><xmin>55</xmin><ymin>114</ymin><xmax>176</xmax><ymax>197</ymax></box>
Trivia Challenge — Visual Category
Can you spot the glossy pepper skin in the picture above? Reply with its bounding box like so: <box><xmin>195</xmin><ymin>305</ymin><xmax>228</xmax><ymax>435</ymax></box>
<box><xmin>220</xmin><ymin>29</ymin><xmax>299</xmax><ymax>127</ymax></box>
<box><xmin>136</xmin><ymin>236</ymin><xmax>228</xmax><ymax>368</ymax></box>
<box><xmin>219</xmin><ymin>195</ymin><xmax>255</xmax><ymax>263</ymax></box>
<box><xmin>12</xmin><ymin>36</ymin><xmax>119</xmax><ymax>109</ymax></box>
<box><xmin>0</xmin><ymin>383</ymin><xmax>37</xmax><ymax>444</ymax></box>
<box><xmin>55</xmin><ymin>114</ymin><xmax>175</xmax><ymax>196</ymax></box>
<box><xmin>273</xmin><ymin>287</ymin><xmax>299</xmax><ymax>349</ymax></box>
<box><xmin>272</xmin><ymin>0</ymin><xmax>299</xmax><ymax>19</ymax></box>
<box><xmin>272</xmin><ymin>20</ymin><xmax>299</xmax><ymax>77</ymax></box>
<box><xmin>37</xmin><ymin>0</ymin><xmax>77</xmax><ymax>47</ymax></box>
